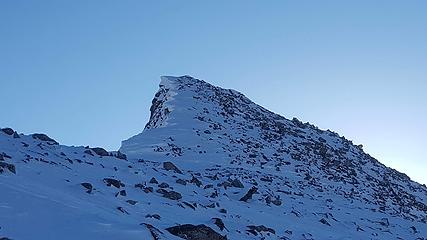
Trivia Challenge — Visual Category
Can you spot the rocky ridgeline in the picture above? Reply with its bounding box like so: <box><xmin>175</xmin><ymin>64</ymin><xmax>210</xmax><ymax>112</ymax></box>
<box><xmin>0</xmin><ymin>76</ymin><xmax>426</xmax><ymax>240</ymax></box>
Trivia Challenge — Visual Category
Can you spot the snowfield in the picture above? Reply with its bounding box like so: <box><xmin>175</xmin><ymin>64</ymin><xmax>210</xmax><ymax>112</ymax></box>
<box><xmin>1</xmin><ymin>76</ymin><xmax>426</xmax><ymax>239</ymax></box>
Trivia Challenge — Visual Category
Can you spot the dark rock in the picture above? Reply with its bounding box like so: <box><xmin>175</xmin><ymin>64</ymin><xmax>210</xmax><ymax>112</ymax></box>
<box><xmin>81</xmin><ymin>182</ymin><xmax>93</xmax><ymax>193</ymax></box>
<box><xmin>319</xmin><ymin>218</ymin><xmax>331</xmax><ymax>226</ymax></box>
<box><xmin>84</xmin><ymin>150</ymin><xmax>94</xmax><ymax>156</ymax></box>
<box><xmin>145</xmin><ymin>214</ymin><xmax>161</xmax><ymax>220</ymax></box>
<box><xmin>239</xmin><ymin>186</ymin><xmax>258</xmax><ymax>202</ymax></box>
<box><xmin>176</xmin><ymin>179</ymin><xmax>187</xmax><ymax>185</ymax></box>
<box><xmin>1</xmin><ymin>128</ymin><xmax>14</xmax><ymax>135</ymax></box>
<box><xmin>230</xmin><ymin>179</ymin><xmax>244</xmax><ymax>188</ymax></box>
<box><xmin>163</xmin><ymin>161</ymin><xmax>182</xmax><ymax>174</ymax></box>
<box><xmin>212</xmin><ymin>218</ymin><xmax>226</xmax><ymax>231</ymax></box>
<box><xmin>91</xmin><ymin>147</ymin><xmax>109</xmax><ymax>157</ymax></box>
<box><xmin>163</xmin><ymin>191</ymin><xmax>182</xmax><ymax>200</ymax></box>
<box><xmin>246</xmin><ymin>225</ymin><xmax>275</xmax><ymax>236</ymax></box>
<box><xmin>0</xmin><ymin>162</ymin><xmax>16</xmax><ymax>174</ymax></box>
<box><xmin>158</xmin><ymin>182</ymin><xmax>169</xmax><ymax>188</ymax></box>
<box><xmin>141</xmin><ymin>223</ymin><xmax>163</xmax><ymax>240</ymax></box>
<box><xmin>115</xmin><ymin>151</ymin><xmax>127</xmax><ymax>160</ymax></box>
<box><xmin>149</xmin><ymin>177</ymin><xmax>159</xmax><ymax>184</ymax></box>
<box><xmin>103</xmin><ymin>178</ymin><xmax>123</xmax><ymax>188</ymax></box>
<box><xmin>156</xmin><ymin>188</ymin><xmax>168</xmax><ymax>195</ymax></box>
<box><xmin>13</xmin><ymin>132</ymin><xmax>20</xmax><ymax>138</ymax></box>
<box><xmin>116</xmin><ymin>190</ymin><xmax>126</xmax><ymax>197</ymax></box>
<box><xmin>265</xmin><ymin>196</ymin><xmax>282</xmax><ymax>206</ymax></box>
<box><xmin>126</xmin><ymin>200</ymin><xmax>138</xmax><ymax>205</ymax></box>
<box><xmin>117</xmin><ymin>207</ymin><xmax>129</xmax><ymax>214</ymax></box>
<box><xmin>190</xmin><ymin>176</ymin><xmax>202</xmax><ymax>187</ymax></box>
<box><xmin>32</xmin><ymin>133</ymin><xmax>58</xmax><ymax>145</ymax></box>
<box><xmin>219</xmin><ymin>209</ymin><xmax>227</xmax><ymax>214</ymax></box>
<box><xmin>166</xmin><ymin>224</ymin><xmax>227</xmax><ymax>240</ymax></box>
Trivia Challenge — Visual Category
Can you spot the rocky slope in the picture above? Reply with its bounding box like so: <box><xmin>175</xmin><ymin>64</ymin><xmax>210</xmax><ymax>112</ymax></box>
<box><xmin>1</xmin><ymin>76</ymin><xmax>426</xmax><ymax>240</ymax></box>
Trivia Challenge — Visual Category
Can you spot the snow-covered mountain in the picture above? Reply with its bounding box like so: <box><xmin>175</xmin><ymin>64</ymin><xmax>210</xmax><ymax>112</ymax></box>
<box><xmin>1</xmin><ymin>75</ymin><xmax>426</xmax><ymax>240</ymax></box>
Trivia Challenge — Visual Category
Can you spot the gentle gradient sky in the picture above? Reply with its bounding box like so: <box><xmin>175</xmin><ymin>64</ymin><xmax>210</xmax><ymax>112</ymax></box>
<box><xmin>1</xmin><ymin>1</ymin><xmax>426</xmax><ymax>184</ymax></box>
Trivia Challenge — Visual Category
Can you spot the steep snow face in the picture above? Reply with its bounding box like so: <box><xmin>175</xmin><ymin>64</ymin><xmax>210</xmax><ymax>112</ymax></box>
<box><xmin>1</xmin><ymin>76</ymin><xmax>427</xmax><ymax>240</ymax></box>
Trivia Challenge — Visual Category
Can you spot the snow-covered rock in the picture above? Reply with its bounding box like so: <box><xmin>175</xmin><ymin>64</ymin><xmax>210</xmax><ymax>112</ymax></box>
<box><xmin>1</xmin><ymin>76</ymin><xmax>426</xmax><ymax>240</ymax></box>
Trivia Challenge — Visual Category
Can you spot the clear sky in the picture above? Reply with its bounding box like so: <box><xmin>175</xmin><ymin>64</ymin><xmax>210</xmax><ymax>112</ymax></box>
<box><xmin>1</xmin><ymin>1</ymin><xmax>426</xmax><ymax>184</ymax></box>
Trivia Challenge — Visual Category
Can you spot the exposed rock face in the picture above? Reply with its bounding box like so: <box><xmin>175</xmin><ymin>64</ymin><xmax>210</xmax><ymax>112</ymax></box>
<box><xmin>163</xmin><ymin>161</ymin><xmax>182</xmax><ymax>174</ymax></box>
<box><xmin>162</xmin><ymin>190</ymin><xmax>182</xmax><ymax>200</ymax></box>
<box><xmin>240</xmin><ymin>186</ymin><xmax>258</xmax><ymax>202</ymax></box>
<box><xmin>166</xmin><ymin>224</ymin><xmax>227</xmax><ymax>240</ymax></box>
<box><xmin>31</xmin><ymin>133</ymin><xmax>58</xmax><ymax>145</ymax></box>
<box><xmin>90</xmin><ymin>147</ymin><xmax>109</xmax><ymax>157</ymax></box>
<box><xmin>103</xmin><ymin>178</ymin><xmax>123</xmax><ymax>188</ymax></box>
<box><xmin>0</xmin><ymin>162</ymin><xmax>16</xmax><ymax>174</ymax></box>
<box><xmin>1</xmin><ymin>128</ymin><xmax>14</xmax><ymax>135</ymax></box>
<box><xmin>81</xmin><ymin>182</ymin><xmax>93</xmax><ymax>193</ymax></box>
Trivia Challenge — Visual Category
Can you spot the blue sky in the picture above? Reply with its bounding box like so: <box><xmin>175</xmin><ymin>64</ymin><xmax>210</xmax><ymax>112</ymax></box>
<box><xmin>1</xmin><ymin>1</ymin><xmax>426</xmax><ymax>184</ymax></box>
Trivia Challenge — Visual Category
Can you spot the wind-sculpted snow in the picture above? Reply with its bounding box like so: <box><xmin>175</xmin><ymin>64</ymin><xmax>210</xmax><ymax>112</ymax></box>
<box><xmin>1</xmin><ymin>76</ymin><xmax>426</xmax><ymax>239</ymax></box>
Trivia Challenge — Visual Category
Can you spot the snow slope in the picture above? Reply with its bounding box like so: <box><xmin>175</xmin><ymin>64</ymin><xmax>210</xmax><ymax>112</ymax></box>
<box><xmin>1</xmin><ymin>75</ymin><xmax>426</xmax><ymax>239</ymax></box>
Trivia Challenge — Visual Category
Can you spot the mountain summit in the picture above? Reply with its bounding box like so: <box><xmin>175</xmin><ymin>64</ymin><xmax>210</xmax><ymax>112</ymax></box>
<box><xmin>1</xmin><ymin>76</ymin><xmax>426</xmax><ymax>239</ymax></box>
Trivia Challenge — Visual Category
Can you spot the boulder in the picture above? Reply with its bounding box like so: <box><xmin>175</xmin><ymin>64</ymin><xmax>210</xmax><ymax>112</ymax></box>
<box><xmin>1</xmin><ymin>128</ymin><xmax>14</xmax><ymax>135</ymax></box>
<box><xmin>246</xmin><ymin>225</ymin><xmax>275</xmax><ymax>236</ymax></box>
<box><xmin>115</xmin><ymin>151</ymin><xmax>127</xmax><ymax>160</ymax></box>
<box><xmin>149</xmin><ymin>177</ymin><xmax>159</xmax><ymax>184</ymax></box>
<box><xmin>163</xmin><ymin>191</ymin><xmax>182</xmax><ymax>200</ymax></box>
<box><xmin>230</xmin><ymin>179</ymin><xmax>244</xmax><ymax>188</ymax></box>
<box><xmin>166</xmin><ymin>224</ymin><xmax>227</xmax><ymax>240</ymax></box>
<box><xmin>158</xmin><ymin>182</ymin><xmax>169</xmax><ymax>188</ymax></box>
<box><xmin>81</xmin><ymin>182</ymin><xmax>93</xmax><ymax>193</ymax></box>
<box><xmin>103</xmin><ymin>178</ymin><xmax>123</xmax><ymax>188</ymax></box>
<box><xmin>31</xmin><ymin>133</ymin><xmax>58</xmax><ymax>145</ymax></box>
<box><xmin>176</xmin><ymin>179</ymin><xmax>187</xmax><ymax>185</ymax></box>
<box><xmin>163</xmin><ymin>161</ymin><xmax>182</xmax><ymax>174</ymax></box>
<box><xmin>91</xmin><ymin>147</ymin><xmax>109</xmax><ymax>157</ymax></box>
<box><xmin>0</xmin><ymin>162</ymin><xmax>16</xmax><ymax>174</ymax></box>
<box><xmin>239</xmin><ymin>186</ymin><xmax>258</xmax><ymax>202</ymax></box>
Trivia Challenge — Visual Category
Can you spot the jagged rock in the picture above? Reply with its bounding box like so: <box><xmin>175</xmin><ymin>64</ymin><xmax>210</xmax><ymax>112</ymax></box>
<box><xmin>117</xmin><ymin>207</ymin><xmax>129</xmax><ymax>214</ymax></box>
<box><xmin>176</xmin><ymin>179</ymin><xmax>187</xmax><ymax>185</ymax></box>
<box><xmin>103</xmin><ymin>178</ymin><xmax>123</xmax><ymax>188</ymax></box>
<box><xmin>91</xmin><ymin>147</ymin><xmax>109</xmax><ymax>157</ymax></box>
<box><xmin>1</xmin><ymin>128</ymin><xmax>14</xmax><ymax>135</ymax></box>
<box><xmin>162</xmin><ymin>190</ymin><xmax>182</xmax><ymax>200</ymax></box>
<box><xmin>230</xmin><ymin>178</ymin><xmax>244</xmax><ymax>188</ymax></box>
<box><xmin>265</xmin><ymin>196</ymin><xmax>282</xmax><ymax>206</ymax></box>
<box><xmin>141</xmin><ymin>223</ymin><xmax>163</xmax><ymax>240</ymax></box>
<box><xmin>115</xmin><ymin>190</ymin><xmax>126</xmax><ymax>197</ymax></box>
<box><xmin>81</xmin><ymin>182</ymin><xmax>93</xmax><ymax>193</ymax></box>
<box><xmin>115</xmin><ymin>151</ymin><xmax>127</xmax><ymax>160</ymax></box>
<box><xmin>163</xmin><ymin>161</ymin><xmax>182</xmax><ymax>174</ymax></box>
<box><xmin>166</xmin><ymin>224</ymin><xmax>227</xmax><ymax>240</ymax></box>
<box><xmin>239</xmin><ymin>186</ymin><xmax>258</xmax><ymax>202</ymax></box>
<box><xmin>190</xmin><ymin>176</ymin><xmax>202</xmax><ymax>187</ymax></box>
<box><xmin>84</xmin><ymin>150</ymin><xmax>94</xmax><ymax>156</ymax></box>
<box><xmin>319</xmin><ymin>218</ymin><xmax>331</xmax><ymax>226</ymax></box>
<box><xmin>13</xmin><ymin>132</ymin><xmax>20</xmax><ymax>138</ymax></box>
<box><xmin>126</xmin><ymin>200</ymin><xmax>138</xmax><ymax>205</ymax></box>
<box><xmin>246</xmin><ymin>225</ymin><xmax>275</xmax><ymax>236</ymax></box>
<box><xmin>0</xmin><ymin>162</ymin><xmax>16</xmax><ymax>174</ymax></box>
<box><xmin>145</xmin><ymin>214</ymin><xmax>161</xmax><ymax>220</ymax></box>
<box><xmin>31</xmin><ymin>133</ymin><xmax>58</xmax><ymax>145</ymax></box>
<box><xmin>158</xmin><ymin>182</ymin><xmax>169</xmax><ymax>188</ymax></box>
<box><xmin>149</xmin><ymin>177</ymin><xmax>159</xmax><ymax>184</ymax></box>
<box><xmin>212</xmin><ymin>218</ymin><xmax>226</xmax><ymax>231</ymax></box>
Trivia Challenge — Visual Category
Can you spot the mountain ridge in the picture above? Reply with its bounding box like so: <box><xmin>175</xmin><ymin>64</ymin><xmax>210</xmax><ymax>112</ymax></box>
<box><xmin>1</xmin><ymin>75</ymin><xmax>426</xmax><ymax>239</ymax></box>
